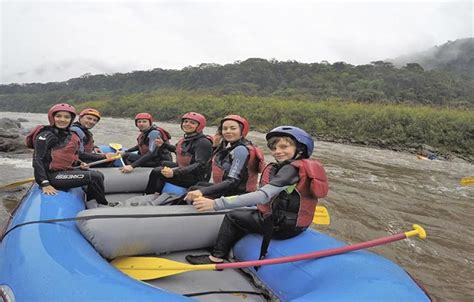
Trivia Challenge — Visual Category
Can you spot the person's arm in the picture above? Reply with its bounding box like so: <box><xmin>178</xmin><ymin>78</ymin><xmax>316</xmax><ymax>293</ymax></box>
<box><xmin>213</xmin><ymin>164</ymin><xmax>300</xmax><ymax>210</ymax></box>
<box><xmin>130</xmin><ymin>131</ymin><xmax>161</xmax><ymax>168</ymax></box>
<box><xmin>174</xmin><ymin>138</ymin><xmax>212</xmax><ymax>177</ymax></box>
<box><xmin>125</xmin><ymin>145</ymin><xmax>139</xmax><ymax>153</ymax></box>
<box><xmin>199</xmin><ymin>146</ymin><xmax>249</xmax><ymax>196</ymax></box>
<box><xmin>79</xmin><ymin>151</ymin><xmax>106</xmax><ymax>162</ymax></box>
<box><xmin>33</xmin><ymin>131</ymin><xmax>56</xmax><ymax>187</ymax></box>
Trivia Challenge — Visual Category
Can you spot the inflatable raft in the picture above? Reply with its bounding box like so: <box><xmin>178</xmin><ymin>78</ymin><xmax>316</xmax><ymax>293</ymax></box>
<box><xmin>0</xmin><ymin>167</ymin><xmax>430</xmax><ymax>301</ymax></box>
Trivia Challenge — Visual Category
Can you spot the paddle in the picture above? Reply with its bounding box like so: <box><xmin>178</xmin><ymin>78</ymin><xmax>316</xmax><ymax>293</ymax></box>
<box><xmin>0</xmin><ymin>177</ymin><xmax>35</xmax><ymax>189</ymax></box>
<box><xmin>112</xmin><ymin>224</ymin><xmax>426</xmax><ymax>280</ymax></box>
<box><xmin>1</xmin><ymin>156</ymin><xmax>121</xmax><ymax>189</ymax></box>
<box><xmin>73</xmin><ymin>154</ymin><xmax>122</xmax><ymax>169</ymax></box>
<box><xmin>109</xmin><ymin>143</ymin><xmax>126</xmax><ymax>167</ymax></box>
<box><xmin>313</xmin><ymin>206</ymin><xmax>329</xmax><ymax>225</ymax></box>
<box><xmin>460</xmin><ymin>177</ymin><xmax>474</xmax><ymax>186</ymax></box>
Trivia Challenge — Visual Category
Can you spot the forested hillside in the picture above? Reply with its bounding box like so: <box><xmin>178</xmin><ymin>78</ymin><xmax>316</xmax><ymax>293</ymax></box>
<box><xmin>0</xmin><ymin>39</ymin><xmax>472</xmax><ymax>160</ymax></box>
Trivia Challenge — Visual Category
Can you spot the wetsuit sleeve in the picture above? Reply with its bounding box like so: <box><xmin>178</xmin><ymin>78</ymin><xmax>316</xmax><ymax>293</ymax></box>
<box><xmin>213</xmin><ymin>165</ymin><xmax>299</xmax><ymax>210</ymax></box>
<box><xmin>33</xmin><ymin>131</ymin><xmax>57</xmax><ymax>185</ymax></box>
<box><xmin>79</xmin><ymin>151</ymin><xmax>105</xmax><ymax>162</ymax></box>
<box><xmin>129</xmin><ymin>130</ymin><xmax>161</xmax><ymax>168</ymax></box>
<box><xmin>126</xmin><ymin>145</ymin><xmax>139</xmax><ymax>153</ymax></box>
<box><xmin>173</xmin><ymin>137</ymin><xmax>212</xmax><ymax>177</ymax></box>
<box><xmin>162</xmin><ymin>141</ymin><xmax>177</xmax><ymax>153</ymax></box>
<box><xmin>199</xmin><ymin>146</ymin><xmax>249</xmax><ymax>196</ymax></box>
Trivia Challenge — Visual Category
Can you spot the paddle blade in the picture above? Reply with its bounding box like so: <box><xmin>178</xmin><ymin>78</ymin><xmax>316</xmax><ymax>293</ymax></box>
<box><xmin>460</xmin><ymin>177</ymin><xmax>474</xmax><ymax>186</ymax></box>
<box><xmin>1</xmin><ymin>177</ymin><xmax>35</xmax><ymax>189</ymax></box>
<box><xmin>111</xmin><ymin>257</ymin><xmax>215</xmax><ymax>280</ymax></box>
<box><xmin>313</xmin><ymin>206</ymin><xmax>330</xmax><ymax>225</ymax></box>
<box><xmin>109</xmin><ymin>143</ymin><xmax>123</xmax><ymax>151</ymax></box>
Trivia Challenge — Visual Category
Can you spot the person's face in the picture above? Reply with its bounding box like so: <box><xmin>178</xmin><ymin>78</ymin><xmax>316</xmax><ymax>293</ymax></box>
<box><xmin>54</xmin><ymin>111</ymin><xmax>73</xmax><ymax>129</ymax></box>
<box><xmin>270</xmin><ymin>138</ymin><xmax>297</xmax><ymax>162</ymax></box>
<box><xmin>221</xmin><ymin>120</ymin><xmax>242</xmax><ymax>143</ymax></box>
<box><xmin>181</xmin><ymin>119</ymin><xmax>199</xmax><ymax>134</ymax></box>
<box><xmin>136</xmin><ymin>119</ymin><xmax>151</xmax><ymax>131</ymax></box>
<box><xmin>79</xmin><ymin>114</ymin><xmax>99</xmax><ymax>129</ymax></box>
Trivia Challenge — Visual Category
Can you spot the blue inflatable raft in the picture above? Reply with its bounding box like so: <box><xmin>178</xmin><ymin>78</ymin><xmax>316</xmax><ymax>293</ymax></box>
<box><xmin>0</xmin><ymin>168</ymin><xmax>430</xmax><ymax>301</ymax></box>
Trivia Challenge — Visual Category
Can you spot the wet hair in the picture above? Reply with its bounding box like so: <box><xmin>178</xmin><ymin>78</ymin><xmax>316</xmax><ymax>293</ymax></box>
<box><xmin>267</xmin><ymin>136</ymin><xmax>296</xmax><ymax>150</ymax></box>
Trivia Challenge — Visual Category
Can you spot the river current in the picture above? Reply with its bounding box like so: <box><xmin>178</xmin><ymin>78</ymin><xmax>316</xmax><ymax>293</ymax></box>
<box><xmin>0</xmin><ymin>112</ymin><xmax>472</xmax><ymax>301</ymax></box>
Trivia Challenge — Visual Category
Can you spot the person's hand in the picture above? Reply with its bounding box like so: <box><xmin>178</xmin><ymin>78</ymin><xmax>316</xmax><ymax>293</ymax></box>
<box><xmin>184</xmin><ymin>190</ymin><xmax>203</xmax><ymax>202</ymax></box>
<box><xmin>212</xmin><ymin>133</ymin><xmax>223</xmax><ymax>147</ymax></box>
<box><xmin>161</xmin><ymin>166</ymin><xmax>174</xmax><ymax>178</ymax></box>
<box><xmin>120</xmin><ymin>165</ymin><xmax>134</xmax><ymax>173</ymax></box>
<box><xmin>80</xmin><ymin>162</ymin><xmax>89</xmax><ymax>170</ymax></box>
<box><xmin>155</xmin><ymin>138</ymin><xmax>164</xmax><ymax>147</ymax></box>
<box><xmin>192</xmin><ymin>197</ymin><xmax>216</xmax><ymax>212</ymax></box>
<box><xmin>42</xmin><ymin>185</ymin><xmax>58</xmax><ymax>195</ymax></box>
<box><xmin>118</xmin><ymin>150</ymin><xmax>126</xmax><ymax>156</ymax></box>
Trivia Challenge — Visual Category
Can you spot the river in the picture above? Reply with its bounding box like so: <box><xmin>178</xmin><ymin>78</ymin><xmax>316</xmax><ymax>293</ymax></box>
<box><xmin>1</xmin><ymin>112</ymin><xmax>472</xmax><ymax>301</ymax></box>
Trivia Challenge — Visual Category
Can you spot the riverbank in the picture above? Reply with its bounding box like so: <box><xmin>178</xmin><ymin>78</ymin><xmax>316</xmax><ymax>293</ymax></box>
<box><xmin>1</xmin><ymin>92</ymin><xmax>472</xmax><ymax>161</ymax></box>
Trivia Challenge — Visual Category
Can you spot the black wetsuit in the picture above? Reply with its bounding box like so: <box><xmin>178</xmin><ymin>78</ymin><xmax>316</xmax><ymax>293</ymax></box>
<box><xmin>145</xmin><ymin>133</ymin><xmax>213</xmax><ymax>194</ymax></box>
<box><xmin>189</xmin><ymin>139</ymin><xmax>251</xmax><ymax>199</ymax></box>
<box><xmin>33</xmin><ymin>126</ymin><xmax>108</xmax><ymax>205</ymax></box>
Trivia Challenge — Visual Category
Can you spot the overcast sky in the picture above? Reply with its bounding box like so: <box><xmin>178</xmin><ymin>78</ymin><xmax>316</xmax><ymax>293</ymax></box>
<box><xmin>1</xmin><ymin>0</ymin><xmax>472</xmax><ymax>84</ymax></box>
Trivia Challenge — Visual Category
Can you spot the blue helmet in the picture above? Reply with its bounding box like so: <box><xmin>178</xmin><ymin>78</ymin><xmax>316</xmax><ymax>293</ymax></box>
<box><xmin>266</xmin><ymin>126</ymin><xmax>314</xmax><ymax>158</ymax></box>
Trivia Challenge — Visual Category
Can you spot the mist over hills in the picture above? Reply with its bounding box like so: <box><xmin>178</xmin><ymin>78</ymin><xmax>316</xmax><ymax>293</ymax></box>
<box><xmin>390</xmin><ymin>38</ymin><xmax>473</xmax><ymax>75</ymax></box>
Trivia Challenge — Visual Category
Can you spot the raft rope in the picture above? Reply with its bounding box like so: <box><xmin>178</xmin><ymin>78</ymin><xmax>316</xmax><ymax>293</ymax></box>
<box><xmin>1</xmin><ymin>210</ymin><xmax>233</xmax><ymax>241</ymax></box>
<box><xmin>184</xmin><ymin>290</ymin><xmax>268</xmax><ymax>298</ymax></box>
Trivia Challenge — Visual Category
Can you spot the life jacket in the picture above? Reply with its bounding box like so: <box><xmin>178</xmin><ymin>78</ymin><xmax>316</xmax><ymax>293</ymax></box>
<box><xmin>70</xmin><ymin>123</ymin><xmax>94</xmax><ymax>153</ymax></box>
<box><xmin>48</xmin><ymin>131</ymin><xmax>81</xmax><ymax>171</ymax></box>
<box><xmin>175</xmin><ymin>134</ymin><xmax>213</xmax><ymax>167</ymax></box>
<box><xmin>256</xmin><ymin>159</ymin><xmax>328</xmax><ymax>262</ymax></box>
<box><xmin>137</xmin><ymin>125</ymin><xmax>171</xmax><ymax>155</ymax></box>
<box><xmin>212</xmin><ymin>140</ymin><xmax>265</xmax><ymax>192</ymax></box>
<box><xmin>257</xmin><ymin>159</ymin><xmax>329</xmax><ymax>228</ymax></box>
<box><xmin>25</xmin><ymin>125</ymin><xmax>47</xmax><ymax>149</ymax></box>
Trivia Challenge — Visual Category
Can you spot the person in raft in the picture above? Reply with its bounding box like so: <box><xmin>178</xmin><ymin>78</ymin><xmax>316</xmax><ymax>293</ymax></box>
<box><xmin>70</xmin><ymin>108</ymin><xmax>116</xmax><ymax>163</ymax></box>
<box><xmin>30</xmin><ymin>103</ymin><xmax>110</xmax><ymax>206</ymax></box>
<box><xmin>119</xmin><ymin>112</ymin><xmax>172</xmax><ymax>173</ymax></box>
<box><xmin>183</xmin><ymin>114</ymin><xmax>265</xmax><ymax>203</ymax></box>
<box><xmin>185</xmin><ymin>126</ymin><xmax>329</xmax><ymax>265</ymax></box>
<box><xmin>144</xmin><ymin>112</ymin><xmax>213</xmax><ymax>195</ymax></box>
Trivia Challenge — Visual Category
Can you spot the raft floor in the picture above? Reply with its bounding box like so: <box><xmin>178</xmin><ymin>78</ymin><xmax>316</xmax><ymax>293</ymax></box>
<box><xmin>145</xmin><ymin>250</ymin><xmax>269</xmax><ymax>301</ymax></box>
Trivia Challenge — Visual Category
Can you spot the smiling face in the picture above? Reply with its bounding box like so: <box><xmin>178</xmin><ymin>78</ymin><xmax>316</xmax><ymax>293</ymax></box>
<box><xmin>221</xmin><ymin>120</ymin><xmax>242</xmax><ymax>143</ymax></box>
<box><xmin>181</xmin><ymin>118</ymin><xmax>199</xmax><ymax>134</ymax></box>
<box><xmin>268</xmin><ymin>137</ymin><xmax>297</xmax><ymax>162</ymax></box>
<box><xmin>136</xmin><ymin>119</ymin><xmax>151</xmax><ymax>132</ymax></box>
<box><xmin>79</xmin><ymin>114</ymin><xmax>99</xmax><ymax>129</ymax></box>
<box><xmin>53</xmin><ymin>111</ymin><xmax>73</xmax><ymax>129</ymax></box>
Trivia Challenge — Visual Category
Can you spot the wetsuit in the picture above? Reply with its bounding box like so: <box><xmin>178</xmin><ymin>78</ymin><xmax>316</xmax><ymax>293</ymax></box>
<box><xmin>145</xmin><ymin>133</ymin><xmax>213</xmax><ymax>194</ymax></box>
<box><xmin>33</xmin><ymin>126</ymin><xmax>108</xmax><ymax>205</ymax></box>
<box><xmin>124</xmin><ymin>127</ymin><xmax>172</xmax><ymax>167</ymax></box>
<box><xmin>209</xmin><ymin>161</ymin><xmax>301</xmax><ymax>259</ymax></box>
<box><xmin>189</xmin><ymin>139</ymin><xmax>252</xmax><ymax>199</ymax></box>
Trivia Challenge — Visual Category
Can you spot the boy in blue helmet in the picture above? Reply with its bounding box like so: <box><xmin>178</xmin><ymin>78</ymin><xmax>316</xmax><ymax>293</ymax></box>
<box><xmin>186</xmin><ymin>126</ymin><xmax>329</xmax><ymax>265</ymax></box>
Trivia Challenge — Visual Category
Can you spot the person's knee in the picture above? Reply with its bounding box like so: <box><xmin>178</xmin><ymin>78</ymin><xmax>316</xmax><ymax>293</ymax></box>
<box><xmin>150</xmin><ymin>167</ymin><xmax>163</xmax><ymax>176</ymax></box>
<box><xmin>90</xmin><ymin>171</ymin><xmax>104</xmax><ymax>182</ymax></box>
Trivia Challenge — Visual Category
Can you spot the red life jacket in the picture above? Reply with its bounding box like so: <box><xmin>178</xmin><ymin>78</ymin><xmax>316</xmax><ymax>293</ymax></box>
<box><xmin>137</xmin><ymin>125</ymin><xmax>171</xmax><ymax>155</ymax></box>
<box><xmin>257</xmin><ymin>159</ymin><xmax>329</xmax><ymax>228</ymax></box>
<box><xmin>212</xmin><ymin>141</ymin><xmax>265</xmax><ymax>192</ymax></box>
<box><xmin>176</xmin><ymin>134</ymin><xmax>213</xmax><ymax>167</ymax></box>
<box><xmin>25</xmin><ymin>125</ymin><xmax>46</xmax><ymax>149</ymax></box>
<box><xmin>49</xmin><ymin>132</ymin><xmax>81</xmax><ymax>171</ymax></box>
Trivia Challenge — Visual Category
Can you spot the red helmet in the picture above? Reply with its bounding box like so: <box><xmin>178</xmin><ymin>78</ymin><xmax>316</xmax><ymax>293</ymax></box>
<box><xmin>181</xmin><ymin>112</ymin><xmax>207</xmax><ymax>132</ymax></box>
<box><xmin>220</xmin><ymin>115</ymin><xmax>249</xmax><ymax>138</ymax></box>
<box><xmin>134</xmin><ymin>112</ymin><xmax>153</xmax><ymax>126</ymax></box>
<box><xmin>79</xmin><ymin>108</ymin><xmax>101</xmax><ymax>120</ymax></box>
<box><xmin>47</xmin><ymin>103</ymin><xmax>76</xmax><ymax>126</ymax></box>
